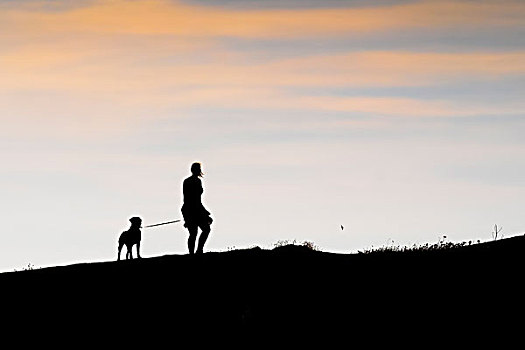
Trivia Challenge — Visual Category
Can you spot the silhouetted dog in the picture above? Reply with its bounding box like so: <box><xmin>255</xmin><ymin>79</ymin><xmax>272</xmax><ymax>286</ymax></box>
<box><xmin>117</xmin><ymin>217</ymin><xmax>142</xmax><ymax>261</ymax></box>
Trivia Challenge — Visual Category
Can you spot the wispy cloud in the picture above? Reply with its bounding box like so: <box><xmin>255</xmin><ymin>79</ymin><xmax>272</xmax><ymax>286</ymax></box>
<box><xmin>2</xmin><ymin>0</ymin><xmax>524</xmax><ymax>38</ymax></box>
<box><xmin>4</xmin><ymin>47</ymin><xmax>525</xmax><ymax>90</ymax></box>
<box><xmin>3</xmin><ymin>48</ymin><xmax>524</xmax><ymax>120</ymax></box>
<box><xmin>2</xmin><ymin>0</ymin><xmax>524</xmax><ymax>134</ymax></box>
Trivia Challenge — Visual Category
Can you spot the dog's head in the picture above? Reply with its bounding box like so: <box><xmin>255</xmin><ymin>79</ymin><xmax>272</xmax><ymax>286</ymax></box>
<box><xmin>129</xmin><ymin>216</ymin><xmax>142</xmax><ymax>227</ymax></box>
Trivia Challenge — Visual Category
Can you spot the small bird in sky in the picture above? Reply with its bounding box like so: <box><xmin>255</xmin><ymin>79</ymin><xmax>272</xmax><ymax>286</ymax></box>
<box><xmin>341</xmin><ymin>225</ymin><xmax>344</xmax><ymax>231</ymax></box>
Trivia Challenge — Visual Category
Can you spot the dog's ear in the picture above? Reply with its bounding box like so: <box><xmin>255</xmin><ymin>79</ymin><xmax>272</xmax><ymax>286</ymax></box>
<box><xmin>129</xmin><ymin>217</ymin><xmax>142</xmax><ymax>225</ymax></box>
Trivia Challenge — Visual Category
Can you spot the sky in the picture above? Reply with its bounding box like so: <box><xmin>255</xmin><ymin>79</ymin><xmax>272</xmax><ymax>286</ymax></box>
<box><xmin>1</xmin><ymin>0</ymin><xmax>525</xmax><ymax>272</ymax></box>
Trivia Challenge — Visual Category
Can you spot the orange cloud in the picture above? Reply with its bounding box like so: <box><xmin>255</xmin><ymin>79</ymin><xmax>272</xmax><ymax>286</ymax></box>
<box><xmin>4</xmin><ymin>49</ymin><xmax>525</xmax><ymax>93</ymax></box>
<box><xmin>2</xmin><ymin>49</ymin><xmax>525</xmax><ymax>133</ymax></box>
<box><xmin>2</xmin><ymin>0</ymin><xmax>525</xmax><ymax>136</ymax></box>
<box><xmin>4</xmin><ymin>0</ymin><xmax>525</xmax><ymax>95</ymax></box>
<box><xmin>2</xmin><ymin>0</ymin><xmax>524</xmax><ymax>38</ymax></box>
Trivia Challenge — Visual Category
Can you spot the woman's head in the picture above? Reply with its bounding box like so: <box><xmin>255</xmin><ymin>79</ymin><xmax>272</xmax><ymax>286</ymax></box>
<box><xmin>191</xmin><ymin>162</ymin><xmax>203</xmax><ymax>177</ymax></box>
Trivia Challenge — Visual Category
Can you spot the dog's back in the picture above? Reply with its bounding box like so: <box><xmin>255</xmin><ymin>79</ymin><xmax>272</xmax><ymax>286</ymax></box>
<box><xmin>119</xmin><ymin>228</ymin><xmax>141</xmax><ymax>246</ymax></box>
<box><xmin>118</xmin><ymin>230</ymin><xmax>129</xmax><ymax>245</ymax></box>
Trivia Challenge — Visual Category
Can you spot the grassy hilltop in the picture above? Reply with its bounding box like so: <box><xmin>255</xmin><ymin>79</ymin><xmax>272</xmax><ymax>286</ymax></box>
<box><xmin>2</xmin><ymin>235</ymin><xmax>524</xmax><ymax>341</ymax></box>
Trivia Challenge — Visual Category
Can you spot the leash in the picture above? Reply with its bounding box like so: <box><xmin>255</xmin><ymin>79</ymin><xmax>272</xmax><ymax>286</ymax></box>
<box><xmin>143</xmin><ymin>220</ymin><xmax>181</xmax><ymax>228</ymax></box>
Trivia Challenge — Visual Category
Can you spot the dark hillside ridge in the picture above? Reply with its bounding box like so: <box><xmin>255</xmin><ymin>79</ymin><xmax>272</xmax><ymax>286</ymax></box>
<box><xmin>2</xmin><ymin>236</ymin><xmax>524</xmax><ymax>340</ymax></box>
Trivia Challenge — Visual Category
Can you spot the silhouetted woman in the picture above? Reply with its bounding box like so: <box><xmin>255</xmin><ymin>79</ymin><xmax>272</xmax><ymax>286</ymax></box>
<box><xmin>181</xmin><ymin>162</ymin><xmax>213</xmax><ymax>254</ymax></box>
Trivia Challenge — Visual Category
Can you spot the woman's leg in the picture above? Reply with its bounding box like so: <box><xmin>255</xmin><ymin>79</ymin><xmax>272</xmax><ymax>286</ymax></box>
<box><xmin>187</xmin><ymin>225</ymin><xmax>198</xmax><ymax>255</ymax></box>
<box><xmin>196</xmin><ymin>223</ymin><xmax>210</xmax><ymax>254</ymax></box>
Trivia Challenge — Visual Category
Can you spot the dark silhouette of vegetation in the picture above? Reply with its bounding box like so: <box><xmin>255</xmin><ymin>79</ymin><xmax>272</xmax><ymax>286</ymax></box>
<box><xmin>13</xmin><ymin>263</ymin><xmax>35</xmax><ymax>272</ymax></box>
<box><xmin>272</xmin><ymin>239</ymin><xmax>320</xmax><ymax>251</ymax></box>
<box><xmin>358</xmin><ymin>235</ymin><xmax>481</xmax><ymax>254</ymax></box>
<box><xmin>492</xmin><ymin>224</ymin><xmax>503</xmax><ymax>240</ymax></box>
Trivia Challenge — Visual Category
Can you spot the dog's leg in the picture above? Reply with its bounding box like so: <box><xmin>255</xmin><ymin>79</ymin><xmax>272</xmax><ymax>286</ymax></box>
<box><xmin>136</xmin><ymin>242</ymin><xmax>141</xmax><ymax>259</ymax></box>
<box><xmin>117</xmin><ymin>242</ymin><xmax>123</xmax><ymax>261</ymax></box>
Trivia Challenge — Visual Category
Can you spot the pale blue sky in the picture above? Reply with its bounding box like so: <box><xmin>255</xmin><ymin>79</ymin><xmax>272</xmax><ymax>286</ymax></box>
<box><xmin>1</xmin><ymin>0</ymin><xmax>524</xmax><ymax>272</ymax></box>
